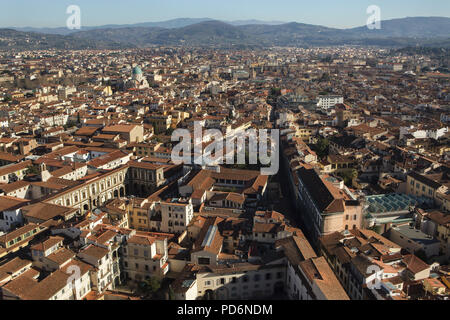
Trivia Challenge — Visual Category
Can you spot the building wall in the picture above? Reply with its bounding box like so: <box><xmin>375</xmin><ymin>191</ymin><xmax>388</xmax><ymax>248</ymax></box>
<box><xmin>191</xmin><ymin>250</ymin><xmax>218</xmax><ymax>266</ymax></box>
<box><xmin>286</xmin><ymin>261</ymin><xmax>313</xmax><ymax>300</ymax></box>
<box><xmin>406</xmin><ymin>175</ymin><xmax>437</xmax><ymax>200</ymax></box>
<box><xmin>0</xmin><ymin>209</ymin><xmax>23</xmax><ymax>232</ymax></box>
<box><xmin>196</xmin><ymin>265</ymin><xmax>285</xmax><ymax>300</ymax></box>
<box><xmin>127</xmin><ymin>166</ymin><xmax>165</xmax><ymax>197</ymax></box>
<box><xmin>160</xmin><ymin>201</ymin><xmax>194</xmax><ymax>234</ymax></box>
<box><xmin>388</xmin><ymin>228</ymin><xmax>440</xmax><ymax>258</ymax></box>
<box><xmin>78</xmin><ymin>251</ymin><xmax>117</xmax><ymax>293</ymax></box>
<box><xmin>323</xmin><ymin>213</ymin><xmax>345</xmax><ymax>235</ymax></box>
<box><xmin>46</xmin><ymin>166</ymin><xmax>127</xmax><ymax>214</ymax></box>
<box><xmin>123</xmin><ymin>240</ymin><xmax>169</xmax><ymax>282</ymax></box>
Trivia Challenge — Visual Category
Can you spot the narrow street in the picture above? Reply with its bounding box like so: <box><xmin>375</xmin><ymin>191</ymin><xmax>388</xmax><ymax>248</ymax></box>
<box><xmin>270</xmin><ymin>101</ymin><xmax>317</xmax><ymax>249</ymax></box>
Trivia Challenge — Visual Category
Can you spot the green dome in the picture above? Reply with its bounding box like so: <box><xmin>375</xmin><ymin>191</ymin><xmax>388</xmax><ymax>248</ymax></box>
<box><xmin>132</xmin><ymin>66</ymin><xmax>143</xmax><ymax>75</ymax></box>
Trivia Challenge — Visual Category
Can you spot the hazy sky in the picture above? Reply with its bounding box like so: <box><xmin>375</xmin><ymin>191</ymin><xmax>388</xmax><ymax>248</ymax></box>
<box><xmin>1</xmin><ymin>0</ymin><xmax>449</xmax><ymax>29</ymax></box>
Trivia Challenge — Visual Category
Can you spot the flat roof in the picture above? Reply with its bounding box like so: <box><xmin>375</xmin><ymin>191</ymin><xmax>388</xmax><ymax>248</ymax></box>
<box><xmin>393</xmin><ymin>225</ymin><xmax>440</xmax><ymax>245</ymax></box>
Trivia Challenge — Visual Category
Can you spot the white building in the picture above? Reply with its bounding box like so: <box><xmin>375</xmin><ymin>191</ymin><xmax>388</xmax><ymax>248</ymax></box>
<box><xmin>400</xmin><ymin>126</ymin><xmax>449</xmax><ymax>140</ymax></box>
<box><xmin>160</xmin><ymin>198</ymin><xmax>194</xmax><ymax>234</ymax></box>
<box><xmin>0</xmin><ymin>196</ymin><xmax>28</xmax><ymax>232</ymax></box>
<box><xmin>317</xmin><ymin>95</ymin><xmax>344</xmax><ymax>110</ymax></box>
<box><xmin>77</xmin><ymin>244</ymin><xmax>119</xmax><ymax>293</ymax></box>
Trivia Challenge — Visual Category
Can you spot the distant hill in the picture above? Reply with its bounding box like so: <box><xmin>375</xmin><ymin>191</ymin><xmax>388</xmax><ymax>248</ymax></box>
<box><xmin>11</xmin><ymin>18</ymin><xmax>283</xmax><ymax>35</ymax></box>
<box><xmin>68</xmin><ymin>27</ymin><xmax>164</xmax><ymax>48</ymax></box>
<box><xmin>149</xmin><ymin>21</ymin><xmax>251</xmax><ymax>46</ymax></box>
<box><xmin>344</xmin><ymin>17</ymin><xmax>450</xmax><ymax>38</ymax></box>
<box><xmin>238</xmin><ymin>22</ymin><xmax>341</xmax><ymax>46</ymax></box>
<box><xmin>2</xmin><ymin>17</ymin><xmax>449</xmax><ymax>50</ymax></box>
<box><xmin>0</xmin><ymin>28</ymin><xmax>130</xmax><ymax>50</ymax></box>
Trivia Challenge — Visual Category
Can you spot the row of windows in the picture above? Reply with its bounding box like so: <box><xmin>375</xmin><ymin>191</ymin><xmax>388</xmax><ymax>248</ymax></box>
<box><xmin>331</xmin><ymin>163</ymin><xmax>354</xmax><ymax>169</ymax></box>
<box><xmin>410</xmin><ymin>180</ymin><xmax>434</xmax><ymax>196</ymax></box>
<box><xmin>168</xmin><ymin>221</ymin><xmax>185</xmax><ymax>227</ymax></box>
<box><xmin>53</xmin><ymin>282</ymin><xmax>90</xmax><ymax>300</ymax></box>
<box><xmin>216</xmin><ymin>178</ymin><xmax>245</xmax><ymax>185</ymax></box>
<box><xmin>7</xmin><ymin>228</ymin><xmax>38</xmax><ymax>246</ymax></box>
<box><xmin>168</xmin><ymin>212</ymin><xmax>185</xmax><ymax>218</ymax></box>
<box><xmin>57</xmin><ymin>174</ymin><xmax>124</xmax><ymax>206</ymax></box>
<box><xmin>254</xmin><ymin>232</ymin><xmax>276</xmax><ymax>239</ymax></box>
<box><xmin>124</xmin><ymin>261</ymin><xmax>158</xmax><ymax>272</ymax></box>
<box><xmin>167</xmin><ymin>206</ymin><xmax>188</xmax><ymax>213</ymax></box>
<box><xmin>204</xmin><ymin>272</ymin><xmax>283</xmax><ymax>287</ymax></box>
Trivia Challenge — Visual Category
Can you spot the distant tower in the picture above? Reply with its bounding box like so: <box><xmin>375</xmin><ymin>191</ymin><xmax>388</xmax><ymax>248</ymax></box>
<box><xmin>39</xmin><ymin>163</ymin><xmax>52</xmax><ymax>182</ymax></box>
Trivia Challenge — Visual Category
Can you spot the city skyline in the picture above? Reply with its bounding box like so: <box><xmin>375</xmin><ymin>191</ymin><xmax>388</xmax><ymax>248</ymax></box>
<box><xmin>1</xmin><ymin>0</ymin><xmax>450</xmax><ymax>29</ymax></box>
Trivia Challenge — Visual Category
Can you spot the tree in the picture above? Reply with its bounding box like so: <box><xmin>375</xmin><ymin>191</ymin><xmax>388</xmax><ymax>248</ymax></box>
<box><xmin>64</xmin><ymin>120</ymin><xmax>77</xmax><ymax>130</ymax></box>
<box><xmin>319</xmin><ymin>73</ymin><xmax>330</xmax><ymax>83</ymax></box>
<box><xmin>269</xmin><ymin>88</ymin><xmax>282</xmax><ymax>97</ymax></box>
<box><xmin>312</xmin><ymin>137</ymin><xmax>329</xmax><ymax>159</ymax></box>
<box><xmin>338</xmin><ymin>169</ymin><xmax>358</xmax><ymax>188</ymax></box>
<box><xmin>165</xmin><ymin>127</ymin><xmax>175</xmax><ymax>136</ymax></box>
<box><xmin>26</xmin><ymin>165</ymin><xmax>40</xmax><ymax>175</ymax></box>
<box><xmin>140</xmin><ymin>276</ymin><xmax>161</xmax><ymax>298</ymax></box>
<box><xmin>168</xmin><ymin>286</ymin><xmax>175</xmax><ymax>300</ymax></box>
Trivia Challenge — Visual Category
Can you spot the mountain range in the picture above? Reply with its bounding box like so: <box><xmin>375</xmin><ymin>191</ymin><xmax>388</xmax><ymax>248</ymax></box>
<box><xmin>10</xmin><ymin>18</ymin><xmax>288</xmax><ymax>35</ymax></box>
<box><xmin>1</xmin><ymin>17</ymin><xmax>449</xmax><ymax>50</ymax></box>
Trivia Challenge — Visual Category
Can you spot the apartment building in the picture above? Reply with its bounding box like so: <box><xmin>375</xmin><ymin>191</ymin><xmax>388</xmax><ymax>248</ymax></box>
<box><xmin>319</xmin><ymin>228</ymin><xmax>433</xmax><ymax>300</ymax></box>
<box><xmin>102</xmin><ymin>124</ymin><xmax>144</xmax><ymax>144</ymax></box>
<box><xmin>160</xmin><ymin>198</ymin><xmax>194</xmax><ymax>234</ymax></box>
<box><xmin>148</xmin><ymin>114</ymin><xmax>172</xmax><ymax>134</ymax></box>
<box><xmin>127</xmin><ymin>198</ymin><xmax>159</xmax><ymax>232</ymax></box>
<box><xmin>78</xmin><ymin>244</ymin><xmax>119</xmax><ymax>293</ymax></box>
<box><xmin>173</xmin><ymin>262</ymin><xmax>286</xmax><ymax>300</ymax></box>
<box><xmin>179</xmin><ymin>167</ymin><xmax>268</xmax><ymax>207</ymax></box>
<box><xmin>190</xmin><ymin>217</ymin><xmax>224</xmax><ymax>266</ymax></box>
<box><xmin>286</xmin><ymin>253</ymin><xmax>349</xmax><ymax>300</ymax></box>
<box><xmin>173</xmin><ymin>233</ymin><xmax>348</xmax><ymax>301</ymax></box>
<box><xmin>126</xmin><ymin>161</ymin><xmax>166</xmax><ymax>197</ymax></box>
<box><xmin>296</xmin><ymin>166</ymin><xmax>363</xmax><ymax>243</ymax></box>
<box><xmin>0</xmin><ymin>223</ymin><xmax>47</xmax><ymax>257</ymax></box>
<box><xmin>387</xmin><ymin>224</ymin><xmax>440</xmax><ymax>259</ymax></box>
<box><xmin>323</xmin><ymin>155</ymin><xmax>357</xmax><ymax>174</ymax></box>
<box><xmin>122</xmin><ymin>233</ymin><xmax>169</xmax><ymax>282</ymax></box>
<box><xmin>416</xmin><ymin>210</ymin><xmax>450</xmax><ymax>259</ymax></box>
<box><xmin>252</xmin><ymin>210</ymin><xmax>301</xmax><ymax>244</ymax></box>
<box><xmin>0</xmin><ymin>257</ymin><xmax>32</xmax><ymax>287</ymax></box>
<box><xmin>0</xmin><ymin>160</ymin><xmax>32</xmax><ymax>184</ymax></box>
<box><xmin>45</xmin><ymin>164</ymin><xmax>128</xmax><ymax>214</ymax></box>
<box><xmin>0</xmin><ymin>196</ymin><xmax>29</xmax><ymax>232</ymax></box>
<box><xmin>30</xmin><ymin>236</ymin><xmax>67</xmax><ymax>271</ymax></box>
<box><xmin>87</xmin><ymin>150</ymin><xmax>132</xmax><ymax>171</ymax></box>
<box><xmin>1</xmin><ymin>259</ymin><xmax>92</xmax><ymax>300</ymax></box>
<box><xmin>406</xmin><ymin>171</ymin><xmax>449</xmax><ymax>211</ymax></box>
<box><xmin>317</xmin><ymin>95</ymin><xmax>344</xmax><ymax>110</ymax></box>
